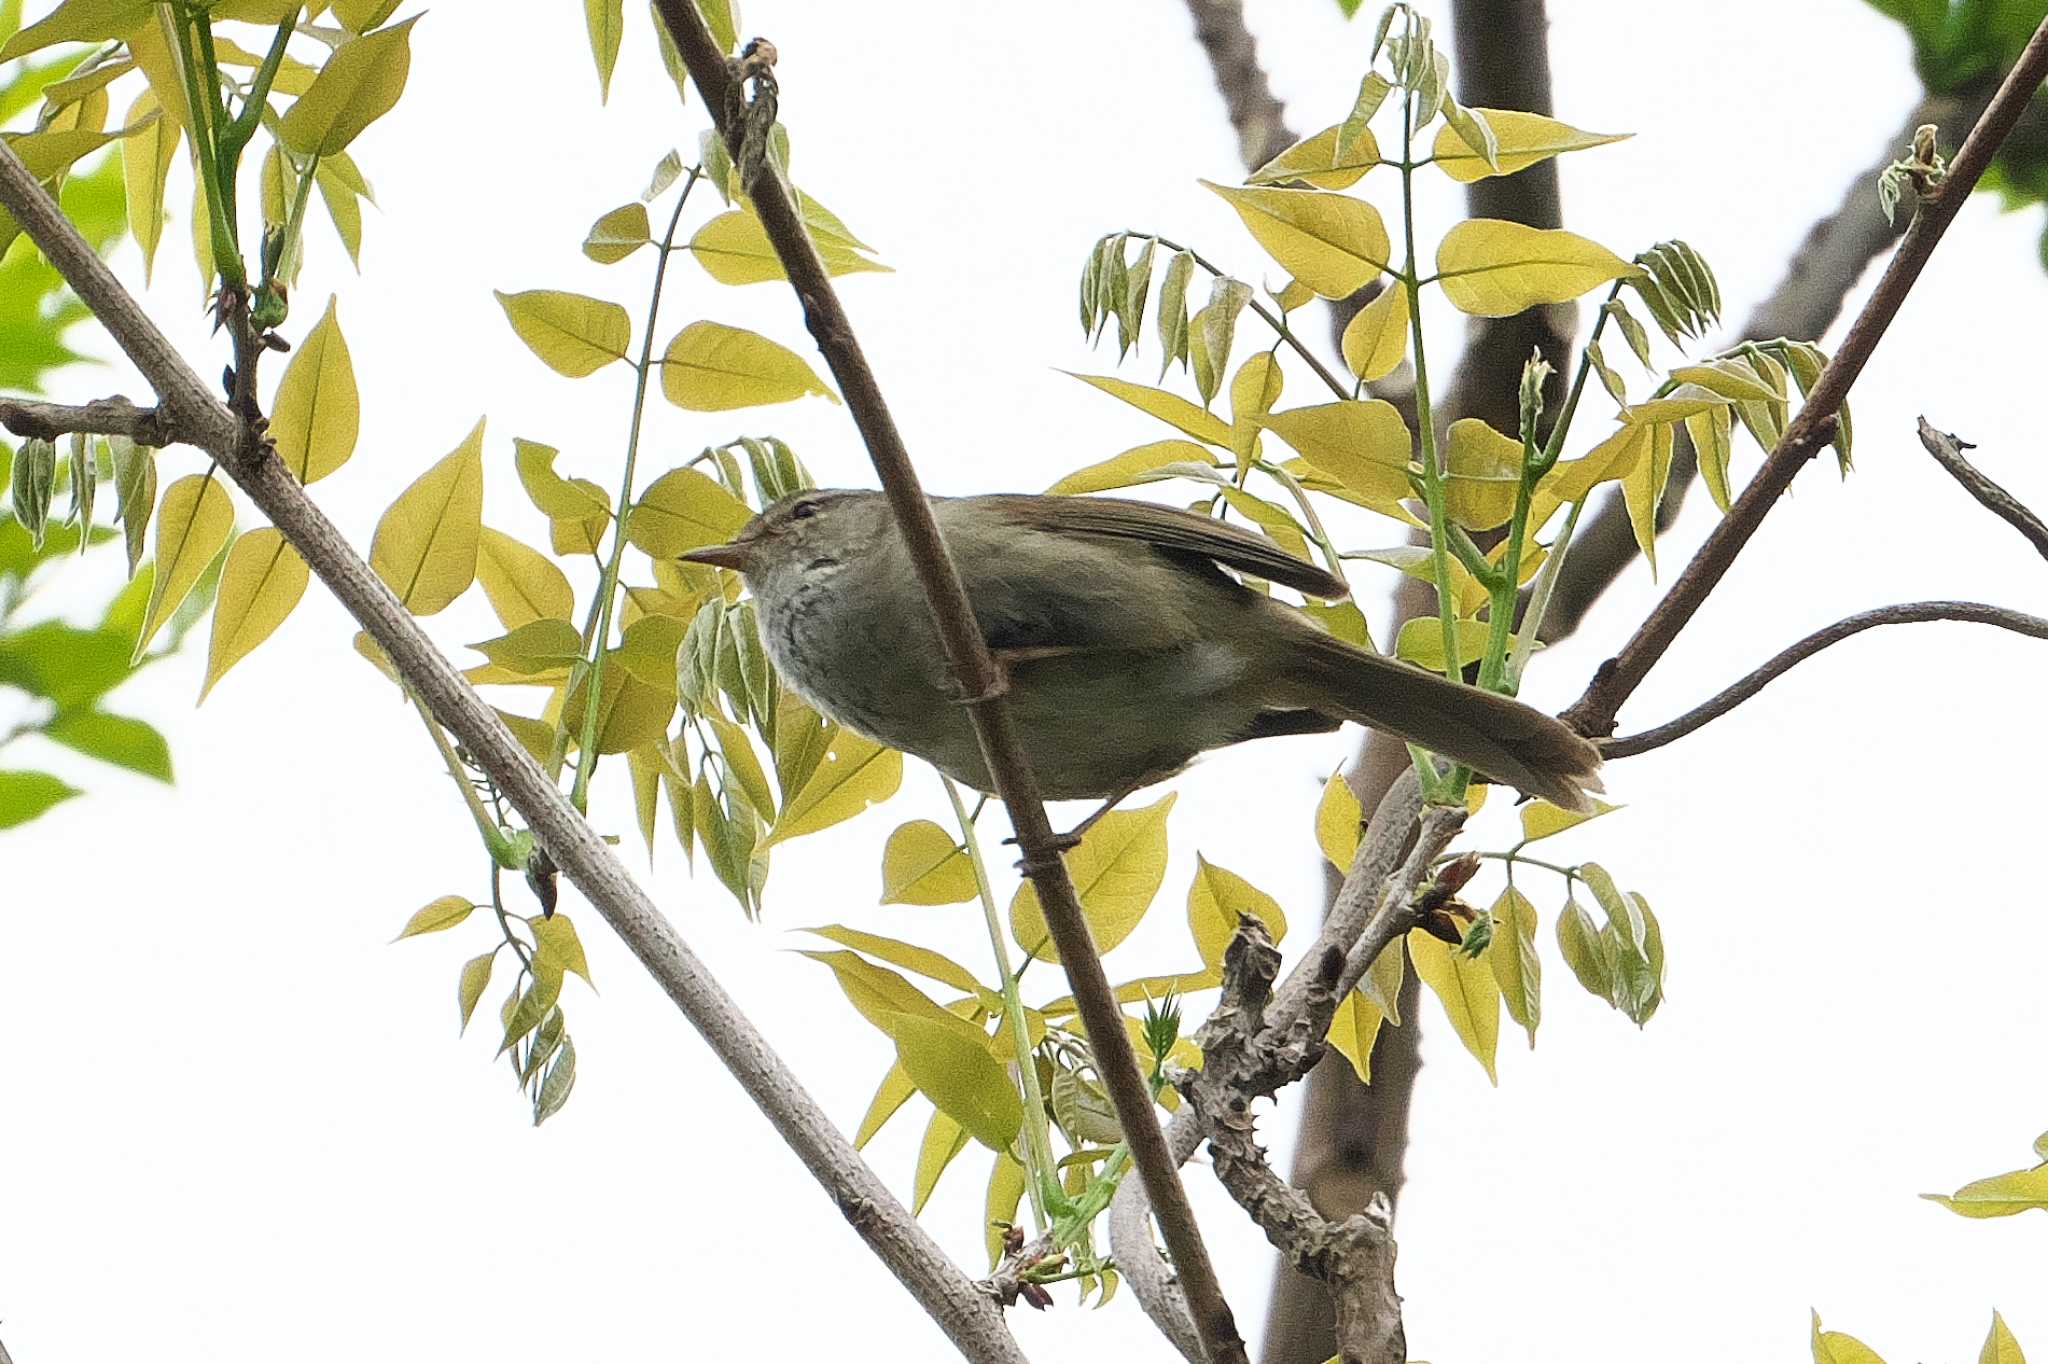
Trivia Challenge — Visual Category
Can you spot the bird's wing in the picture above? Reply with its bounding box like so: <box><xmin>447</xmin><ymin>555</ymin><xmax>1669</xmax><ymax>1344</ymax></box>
<box><xmin>973</xmin><ymin>494</ymin><xmax>1349</xmax><ymax>601</ymax></box>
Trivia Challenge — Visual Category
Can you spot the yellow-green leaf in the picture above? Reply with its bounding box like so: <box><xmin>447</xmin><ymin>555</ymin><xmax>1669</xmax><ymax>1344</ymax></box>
<box><xmin>395</xmin><ymin>893</ymin><xmax>473</xmax><ymax>940</ymax></box>
<box><xmin>1811</xmin><ymin>1311</ymin><xmax>1890</xmax><ymax>1364</ymax></box>
<box><xmin>470</xmin><ymin>618</ymin><xmax>584</xmax><ymax>675</ymax></box>
<box><xmin>1489</xmin><ymin>885</ymin><xmax>1541</xmax><ymax>1048</ymax></box>
<box><xmin>1340</xmin><ymin>281</ymin><xmax>1409</xmax><ymax>382</ymax></box>
<box><xmin>1010</xmin><ymin>794</ymin><xmax>1175</xmax><ymax>963</ymax></box>
<box><xmin>985</xmin><ymin>1154</ymin><xmax>1027</xmax><ymax>1268</ymax></box>
<box><xmin>798</xmin><ymin>949</ymin><xmax>985</xmax><ymax>1045</ymax></box>
<box><xmin>134</xmin><ymin>474</ymin><xmax>233</xmax><ymax>660</ymax></box>
<box><xmin>1246</xmin><ymin>123</ymin><xmax>1383</xmax><ymax>190</ymax></box>
<box><xmin>495</xmin><ymin>289</ymin><xmax>631</xmax><ymax>378</ymax></box>
<box><xmin>1519</xmin><ymin>796</ymin><xmax>1620</xmax><ymax>844</ymax></box>
<box><xmin>706</xmin><ymin>711</ymin><xmax>776</xmax><ymax>816</ymax></box>
<box><xmin>369</xmin><ymin>418</ymin><xmax>484</xmax><ymax>615</ymax></box>
<box><xmin>1045</xmin><ymin>439</ymin><xmax>1219</xmax><ymax>496</ymax></box>
<box><xmin>1316</xmin><ymin>767</ymin><xmax>1362</xmax><ymax>870</ymax></box>
<box><xmin>533</xmin><ymin>912</ymin><xmax>594</xmax><ymax>987</ymax></box>
<box><xmin>1443</xmin><ymin>417</ymin><xmax>1521</xmax><ymax>531</ymax></box>
<box><xmin>1619</xmin><ymin>384</ymin><xmax>1732</xmax><ymax>425</ymax></box>
<box><xmin>1622</xmin><ymin>420</ymin><xmax>1674</xmax><ymax>575</ymax></box>
<box><xmin>1408</xmin><ymin>928</ymin><xmax>1499</xmax><ymax>1083</ymax></box>
<box><xmin>0</xmin><ymin>0</ymin><xmax>151</xmax><ymax>62</ymax></box>
<box><xmin>1922</xmin><ymin>1163</ymin><xmax>2048</xmax><ymax>1219</ymax></box>
<box><xmin>1395</xmin><ymin>616</ymin><xmax>1491</xmax><ymax>671</ymax></box>
<box><xmin>562</xmin><ymin>655</ymin><xmax>675</xmax><ymax>754</ymax></box>
<box><xmin>763</xmin><ymin>728</ymin><xmax>902</xmax><ymax>846</ymax></box>
<box><xmin>913</xmin><ymin>1108</ymin><xmax>971</xmax><ymax>1215</ymax></box>
<box><xmin>1431</xmin><ymin>109</ymin><xmax>1629</xmax><ymax>183</ymax></box>
<box><xmin>1324</xmin><ymin>989</ymin><xmax>1384</xmax><ymax>1083</ymax></box>
<box><xmin>687</xmin><ymin>206</ymin><xmax>890</xmax><ymax>285</ymax></box>
<box><xmin>1982</xmin><ymin>1312</ymin><xmax>2026</xmax><ymax>1364</ymax></box>
<box><xmin>200</xmin><ymin>527</ymin><xmax>307</xmax><ymax>701</ymax></box>
<box><xmin>880</xmin><ymin>818</ymin><xmax>977</xmax><ymax>905</ymax></box>
<box><xmin>270</xmin><ymin>295</ymin><xmax>358</xmax><ymax>483</ymax></box>
<box><xmin>476</xmin><ymin>527</ymin><xmax>574</xmax><ymax>629</ymax></box>
<box><xmin>1187</xmin><ymin>854</ymin><xmax>1287</xmax><ymax>970</ymax></box>
<box><xmin>120</xmin><ymin>87</ymin><xmax>176</xmax><ymax>283</ymax></box>
<box><xmin>1201</xmin><ymin>181</ymin><xmax>1389</xmax><ymax>298</ymax></box>
<box><xmin>627</xmin><ymin>741</ymin><xmax>662</xmax><ymax>859</ymax></box>
<box><xmin>856</xmin><ymin>1061</ymin><xmax>917</xmax><ymax>1149</ymax></box>
<box><xmin>660</xmin><ymin>320</ymin><xmax>837</xmax><ymax>411</ymax></box>
<box><xmin>276</xmin><ymin>16</ymin><xmax>419</xmax><ymax>156</ymax></box>
<box><xmin>1258</xmin><ymin>400</ymin><xmax>1412</xmax><ymax>504</ymax></box>
<box><xmin>1229</xmin><ymin>352</ymin><xmax>1283</xmax><ymax>471</ymax></box>
<box><xmin>1529</xmin><ymin>421</ymin><xmax>1650</xmax><ymax>530</ymax></box>
<box><xmin>1435</xmin><ymin>220</ymin><xmax>1635</xmax><ymax>318</ymax></box>
<box><xmin>583</xmin><ymin>201</ymin><xmax>649</xmax><ymax>263</ymax></box>
<box><xmin>626</xmin><ymin>466</ymin><xmax>752</xmax><ymax>556</ymax></box>
<box><xmin>892</xmin><ymin>1014</ymin><xmax>1021</xmax><ymax>1154</ymax></box>
<box><xmin>455</xmin><ymin>951</ymin><xmax>494</xmax><ymax>1032</ymax></box>
<box><xmin>1065</xmin><ymin>372</ymin><xmax>1232</xmax><ymax>447</ymax></box>
<box><xmin>1359</xmin><ymin>934</ymin><xmax>1406</xmax><ymax>1024</ymax></box>
<box><xmin>802</xmin><ymin>924</ymin><xmax>983</xmax><ymax>995</ymax></box>
<box><xmin>584</xmin><ymin>0</ymin><xmax>623</xmax><ymax>101</ymax></box>
<box><xmin>513</xmin><ymin>438</ymin><xmax>611</xmax><ymax>521</ymax></box>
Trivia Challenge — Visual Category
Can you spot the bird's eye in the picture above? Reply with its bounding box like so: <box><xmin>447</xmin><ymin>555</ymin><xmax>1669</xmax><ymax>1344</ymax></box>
<box><xmin>789</xmin><ymin>500</ymin><xmax>818</xmax><ymax>521</ymax></box>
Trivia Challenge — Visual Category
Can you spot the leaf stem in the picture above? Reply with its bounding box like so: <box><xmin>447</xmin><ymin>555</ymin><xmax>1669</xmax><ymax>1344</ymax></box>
<box><xmin>945</xmin><ymin>776</ymin><xmax>1056</xmax><ymax>1232</ymax></box>
<box><xmin>566</xmin><ymin>166</ymin><xmax>704</xmax><ymax>812</ymax></box>
<box><xmin>410</xmin><ymin>690</ymin><xmax>519</xmax><ymax>867</ymax></box>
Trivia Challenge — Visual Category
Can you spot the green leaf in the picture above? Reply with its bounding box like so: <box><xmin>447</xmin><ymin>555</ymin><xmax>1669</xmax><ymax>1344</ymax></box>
<box><xmin>584</xmin><ymin>201</ymin><xmax>650</xmax><ymax>263</ymax></box>
<box><xmin>562</xmin><ymin>654</ymin><xmax>675</xmax><ymax>755</ymax></box>
<box><xmin>1186</xmin><ymin>855</ymin><xmax>1287</xmax><ymax>969</ymax></box>
<box><xmin>498</xmin><ymin>970</ymin><xmax>563</xmax><ymax>1055</ymax></box>
<box><xmin>763</xmin><ymin>727</ymin><xmax>902</xmax><ymax>845</ymax></box>
<box><xmin>277</xmin><ymin>16</ymin><xmax>420</xmax><ymax>156</ymax></box>
<box><xmin>891</xmin><ymin>1014</ymin><xmax>1021</xmax><ymax>1154</ymax></box>
<box><xmin>626</xmin><ymin>465</ymin><xmax>752</xmax><ymax>556</ymax></box>
<box><xmin>1394</xmin><ymin>616</ymin><xmax>1492</xmax><ymax>671</ymax></box>
<box><xmin>271</xmin><ymin>296</ymin><xmax>358</xmax><ymax>483</ymax></box>
<box><xmin>1435</xmin><ymin>220</ymin><xmax>1636</xmax><ymax>317</ymax></box>
<box><xmin>495</xmin><ymin>289</ymin><xmax>632</xmax><ymax>378</ymax></box>
<box><xmin>395</xmin><ymin>894</ymin><xmax>474</xmax><ymax>940</ymax></box>
<box><xmin>456</xmin><ymin>951</ymin><xmax>494</xmax><ymax>1032</ymax></box>
<box><xmin>1811</xmin><ymin>1311</ymin><xmax>1890</xmax><ymax>1364</ymax></box>
<box><xmin>1519</xmin><ymin>797</ymin><xmax>1620</xmax><ymax>844</ymax></box>
<box><xmin>109</xmin><ymin>435</ymin><xmax>153</xmax><ymax>577</ymax></box>
<box><xmin>1981</xmin><ymin>1311</ymin><xmax>2026</xmax><ymax>1364</ymax></box>
<box><xmin>43</xmin><ymin>709</ymin><xmax>170</xmax><ymax>782</ymax></box>
<box><xmin>705</xmin><ymin>711</ymin><xmax>775</xmax><ymax>814</ymax></box>
<box><xmin>0</xmin><ymin>620</ymin><xmax>131</xmax><ymax>708</ymax></box>
<box><xmin>0</xmin><ymin>0</ymin><xmax>149</xmax><ymax>62</ymax></box>
<box><xmin>475</xmin><ymin>527</ymin><xmax>574</xmax><ymax>629</ymax></box>
<box><xmin>1246</xmin><ymin>123</ymin><xmax>1383</xmax><ymax>190</ymax></box>
<box><xmin>469</xmin><ymin>618</ymin><xmax>584</xmax><ymax>675</ymax></box>
<box><xmin>513</xmin><ymin>438</ymin><xmax>610</xmax><ymax>521</ymax></box>
<box><xmin>1315</xmin><ymin>767</ymin><xmax>1361</xmax><ymax>869</ymax></box>
<box><xmin>856</xmin><ymin>1061</ymin><xmax>917</xmax><ymax>1149</ymax></box>
<box><xmin>879</xmin><ymin>818</ymin><xmax>977</xmax><ymax>905</ymax></box>
<box><xmin>1555</xmin><ymin>898</ymin><xmax>1613</xmax><ymax>1001</ymax></box>
<box><xmin>1324</xmin><ymin>988</ymin><xmax>1384</xmax><ymax>1083</ymax></box>
<box><xmin>1010</xmin><ymin>794</ymin><xmax>1175</xmax><ymax>963</ymax></box>
<box><xmin>1065</xmin><ymin>372</ymin><xmax>1232</xmax><ymax>447</ymax></box>
<box><xmin>0</xmin><ymin>768</ymin><xmax>80</xmax><ymax>828</ymax></box>
<box><xmin>660</xmin><ymin>320</ymin><xmax>837</xmax><ymax>410</ymax></box>
<box><xmin>583</xmin><ymin>0</ymin><xmax>623</xmax><ymax>101</ymax></box>
<box><xmin>1488</xmin><ymin>885</ymin><xmax>1540</xmax><ymax>1047</ymax></box>
<box><xmin>533</xmin><ymin>912</ymin><xmax>594</xmax><ymax>987</ymax></box>
<box><xmin>1621</xmin><ymin>420</ymin><xmax>1675</xmax><ymax>575</ymax></box>
<box><xmin>913</xmin><ymin>1108</ymin><xmax>971</xmax><ymax>1214</ymax></box>
<box><xmin>533</xmin><ymin>1034</ymin><xmax>576</xmax><ymax>1125</ymax></box>
<box><xmin>1340</xmin><ymin>281</ymin><xmax>1409</xmax><ymax>382</ymax></box>
<box><xmin>1430</xmin><ymin>109</ymin><xmax>1628</xmax><ymax>182</ymax></box>
<box><xmin>802</xmin><ymin>924</ymin><xmax>984</xmax><ymax>995</ymax></box>
<box><xmin>369</xmin><ymin>418</ymin><xmax>484</xmax><ymax>615</ymax></box>
<box><xmin>201</xmin><ymin>528</ymin><xmax>308</xmax><ymax>702</ymax></box>
<box><xmin>984</xmin><ymin>1154</ymin><xmax>1027</xmax><ymax>1267</ymax></box>
<box><xmin>135</xmin><ymin>474</ymin><xmax>232</xmax><ymax>659</ymax></box>
<box><xmin>1200</xmin><ymin>181</ymin><xmax>1390</xmax><ymax>297</ymax></box>
<box><xmin>687</xmin><ymin>206</ymin><xmax>889</xmax><ymax>285</ymax></box>
<box><xmin>120</xmin><ymin>85</ymin><xmax>175</xmax><ymax>282</ymax></box>
<box><xmin>1258</xmin><ymin>400</ymin><xmax>1413</xmax><ymax>506</ymax></box>
<box><xmin>1044</xmin><ymin>440</ymin><xmax>1219</xmax><ymax>496</ymax></box>
<box><xmin>1408</xmin><ymin>927</ymin><xmax>1500</xmax><ymax>1083</ymax></box>
<box><xmin>1922</xmin><ymin>1163</ymin><xmax>2048</xmax><ymax>1219</ymax></box>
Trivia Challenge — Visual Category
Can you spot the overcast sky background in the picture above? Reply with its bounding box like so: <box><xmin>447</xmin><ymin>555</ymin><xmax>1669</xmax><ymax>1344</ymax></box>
<box><xmin>5</xmin><ymin>2</ymin><xmax>2046</xmax><ymax>1362</ymax></box>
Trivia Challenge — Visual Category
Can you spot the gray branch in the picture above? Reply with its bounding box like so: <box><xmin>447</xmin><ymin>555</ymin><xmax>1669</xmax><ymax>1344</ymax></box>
<box><xmin>1915</xmin><ymin>416</ymin><xmax>2048</xmax><ymax>562</ymax></box>
<box><xmin>0</xmin><ymin>137</ymin><xmax>1028</xmax><ymax>1364</ymax></box>
<box><xmin>0</xmin><ymin>395</ymin><xmax>174</xmax><ymax>445</ymax></box>
<box><xmin>1601</xmin><ymin>600</ymin><xmax>2048</xmax><ymax>759</ymax></box>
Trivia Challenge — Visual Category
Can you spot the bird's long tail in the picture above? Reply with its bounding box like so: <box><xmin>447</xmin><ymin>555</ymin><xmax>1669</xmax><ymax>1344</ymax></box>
<box><xmin>1273</xmin><ymin>622</ymin><xmax>1603</xmax><ymax>812</ymax></box>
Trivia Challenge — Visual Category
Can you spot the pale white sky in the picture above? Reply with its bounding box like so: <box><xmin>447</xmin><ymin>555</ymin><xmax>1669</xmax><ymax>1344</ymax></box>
<box><xmin>5</xmin><ymin>2</ymin><xmax>2046</xmax><ymax>1362</ymax></box>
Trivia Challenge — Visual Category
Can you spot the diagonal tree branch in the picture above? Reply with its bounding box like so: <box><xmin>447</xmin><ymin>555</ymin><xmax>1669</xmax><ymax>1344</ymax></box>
<box><xmin>1180</xmin><ymin>0</ymin><xmax>1296</xmax><ymax>172</ymax></box>
<box><xmin>0</xmin><ymin>122</ymin><xmax>1032</xmax><ymax>1364</ymax></box>
<box><xmin>1563</xmin><ymin>14</ymin><xmax>2048</xmax><ymax>739</ymax></box>
<box><xmin>1601</xmin><ymin>600</ymin><xmax>2048</xmax><ymax>759</ymax></box>
<box><xmin>649</xmin><ymin>7</ymin><xmax>1248</xmax><ymax>1362</ymax></box>
<box><xmin>1915</xmin><ymin>417</ymin><xmax>2048</xmax><ymax>562</ymax></box>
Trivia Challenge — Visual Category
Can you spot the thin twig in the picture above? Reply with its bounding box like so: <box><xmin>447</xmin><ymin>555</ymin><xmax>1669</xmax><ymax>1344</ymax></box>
<box><xmin>1915</xmin><ymin>416</ymin><xmax>2048</xmax><ymax>562</ymax></box>
<box><xmin>1601</xmin><ymin>601</ymin><xmax>2048</xmax><ymax>759</ymax></box>
<box><xmin>0</xmin><ymin>126</ymin><xmax>1029</xmax><ymax>1364</ymax></box>
<box><xmin>648</xmin><ymin>9</ymin><xmax>1247</xmax><ymax>1362</ymax></box>
<box><xmin>1562</xmin><ymin>15</ymin><xmax>2048</xmax><ymax>739</ymax></box>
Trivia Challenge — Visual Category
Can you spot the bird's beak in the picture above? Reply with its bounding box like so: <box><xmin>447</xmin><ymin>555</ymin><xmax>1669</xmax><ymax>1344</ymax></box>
<box><xmin>678</xmin><ymin>539</ymin><xmax>753</xmax><ymax>572</ymax></box>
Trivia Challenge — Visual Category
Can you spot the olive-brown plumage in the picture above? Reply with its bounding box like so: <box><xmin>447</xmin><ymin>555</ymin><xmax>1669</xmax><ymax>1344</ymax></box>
<box><xmin>681</xmin><ymin>490</ymin><xmax>1602</xmax><ymax>811</ymax></box>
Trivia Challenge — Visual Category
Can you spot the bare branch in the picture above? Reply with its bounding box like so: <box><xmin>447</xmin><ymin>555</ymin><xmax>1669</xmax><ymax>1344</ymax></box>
<box><xmin>0</xmin><ymin>396</ymin><xmax>175</xmax><ymax>445</ymax></box>
<box><xmin>649</xmin><ymin>9</ymin><xmax>1248</xmax><ymax>1362</ymax></box>
<box><xmin>1563</xmin><ymin>16</ymin><xmax>2048</xmax><ymax>739</ymax></box>
<box><xmin>1538</xmin><ymin>82</ymin><xmax>2004</xmax><ymax>645</ymax></box>
<box><xmin>1601</xmin><ymin>601</ymin><xmax>2048</xmax><ymax>759</ymax></box>
<box><xmin>1916</xmin><ymin>417</ymin><xmax>2048</xmax><ymax>562</ymax></box>
<box><xmin>0</xmin><ymin>124</ymin><xmax>1031</xmax><ymax>1364</ymax></box>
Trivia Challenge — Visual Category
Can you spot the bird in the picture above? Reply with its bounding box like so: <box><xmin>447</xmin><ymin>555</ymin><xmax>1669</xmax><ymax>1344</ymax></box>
<box><xmin>679</xmin><ymin>489</ymin><xmax>1602</xmax><ymax>813</ymax></box>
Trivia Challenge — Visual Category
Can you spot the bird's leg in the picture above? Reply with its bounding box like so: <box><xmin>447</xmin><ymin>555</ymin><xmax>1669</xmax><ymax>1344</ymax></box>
<box><xmin>1006</xmin><ymin>773</ymin><xmax>1162</xmax><ymax>860</ymax></box>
